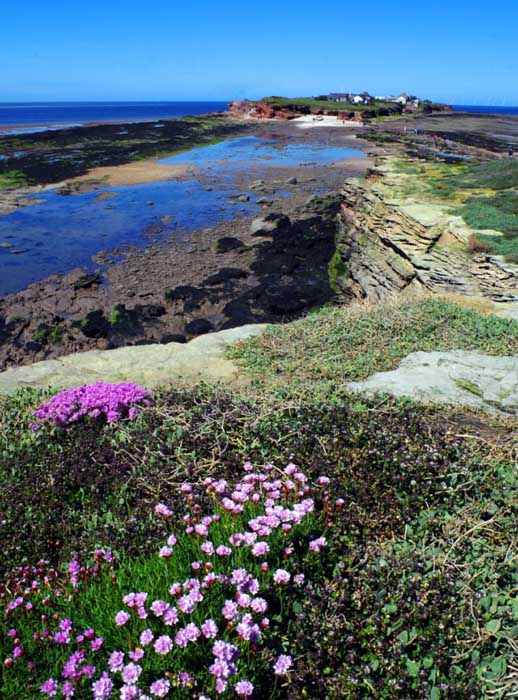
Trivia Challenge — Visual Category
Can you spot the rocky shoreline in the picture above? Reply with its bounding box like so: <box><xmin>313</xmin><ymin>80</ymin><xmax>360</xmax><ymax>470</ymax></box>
<box><xmin>1</xmin><ymin>110</ymin><xmax>517</xmax><ymax>371</ymax></box>
<box><xmin>0</xmin><ymin>120</ymin><xmax>372</xmax><ymax>370</ymax></box>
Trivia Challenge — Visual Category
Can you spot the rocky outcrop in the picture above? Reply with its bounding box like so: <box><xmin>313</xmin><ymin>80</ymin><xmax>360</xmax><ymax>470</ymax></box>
<box><xmin>0</xmin><ymin>325</ymin><xmax>268</xmax><ymax>395</ymax></box>
<box><xmin>228</xmin><ymin>101</ymin><xmax>295</xmax><ymax>120</ymax></box>
<box><xmin>347</xmin><ymin>350</ymin><xmax>518</xmax><ymax>415</ymax></box>
<box><xmin>335</xmin><ymin>165</ymin><xmax>518</xmax><ymax>304</ymax></box>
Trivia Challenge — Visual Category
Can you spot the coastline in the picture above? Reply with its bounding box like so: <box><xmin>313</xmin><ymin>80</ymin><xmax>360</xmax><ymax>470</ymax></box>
<box><xmin>1</xmin><ymin>109</ymin><xmax>517</xmax><ymax>371</ymax></box>
<box><xmin>0</xmin><ymin>118</ymin><xmax>376</xmax><ymax>369</ymax></box>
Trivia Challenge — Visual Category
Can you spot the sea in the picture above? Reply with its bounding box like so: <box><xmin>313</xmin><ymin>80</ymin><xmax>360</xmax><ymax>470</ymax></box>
<box><xmin>453</xmin><ymin>105</ymin><xmax>518</xmax><ymax>116</ymax></box>
<box><xmin>1</xmin><ymin>102</ymin><xmax>517</xmax><ymax>135</ymax></box>
<box><xmin>0</xmin><ymin>101</ymin><xmax>229</xmax><ymax>135</ymax></box>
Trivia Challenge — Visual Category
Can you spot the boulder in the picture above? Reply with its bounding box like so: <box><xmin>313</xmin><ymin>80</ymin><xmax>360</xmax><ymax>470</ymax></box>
<box><xmin>134</xmin><ymin>304</ymin><xmax>167</xmax><ymax>320</ymax></box>
<box><xmin>250</xmin><ymin>213</ymin><xmax>290</xmax><ymax>236</ymax></box>
<box><xmin>165</xmin><ymin>285</ymin><xmax>206</xmax><ymax>305</ymax></box>
<box><xmin>160</xmin><ymin>333</ymin><xmax>187</xmax><ymax>344</ymax></box>
<box><xmin>185</xmin><ymin>318</ymin><xmax>214</xmax><ymax>336</ymax></box>
<box><xmin>264</xmin><ymin>284</ymin><xmax>322</xmax><ymax>315</ymax></box>
<box><xmin>213</xmin><ymin>237</ymin><xmax>245</xmax><ymax>253</ymax></box>
<box><xmin>76</xmin><ymin>310</ymin><xmax>110</xmax><ymax>339</ymax></box>
<box><xmin>347</xmin><ymin>350</ymin><xmax>518</xmax><ymax>415</ymax></box>
<box><xmin>203</xmin><ymin>268</ymin><xmax>248</xmax><ymax>286</ymax></box>
<box><xmin>73</xmin><ymin>273</ymin><xmax>102</xmax><ymax>290</ymax></box>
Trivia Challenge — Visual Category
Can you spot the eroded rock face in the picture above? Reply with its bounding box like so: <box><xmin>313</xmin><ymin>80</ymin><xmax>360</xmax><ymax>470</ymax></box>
<box><xmin>347</xmin><ymin>350</ymin><xmax>518</xmax><ymax>415</ymax></box>
<box><xmin>335</xmin><ymin>169</ymin><xmax>518</xmax><ymax>304</ymax></box>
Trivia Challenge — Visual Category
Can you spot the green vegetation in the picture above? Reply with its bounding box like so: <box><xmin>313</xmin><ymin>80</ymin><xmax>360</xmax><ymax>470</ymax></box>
<box><xmin>390</xmin><ymin>157</ymin><xmax>518</xmax><ymax>261</ymax></box>
<box><xmin>0</xmin><ymin>169</ymin><xmax>31</xmax><ymax>188</ymax></box>
<box><xmin>450</xmin><ymin>192</ymin><xmax>518</xmax><ymax>261</ymax></box>
<box><xmin>264</xmin><ymin>96</ymin><xmax>396</xmax><ymax>113</ymax></box>
<box><xmin>229</xmin><ymin>297</ymin><xmax>518</xmax><ymax>391</ymax></box>
<box><xmin>1</xmin><ymin>345</ymin><xmax>517</xmax><ymax>697</ymax></box>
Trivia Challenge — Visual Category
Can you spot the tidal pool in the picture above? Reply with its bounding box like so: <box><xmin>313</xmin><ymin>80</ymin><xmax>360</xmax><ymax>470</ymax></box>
<box><xmin>160</xmin><ymin>135</ymin><xmax>363</xmax><ymax>168</ymax></box>
<box><xmin>0</xmin><ymin>136</ymin><xmax>363</xmax><ymax>295</ymax></box>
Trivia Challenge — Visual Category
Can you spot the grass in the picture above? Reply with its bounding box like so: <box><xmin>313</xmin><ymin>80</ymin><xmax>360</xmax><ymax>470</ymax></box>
<box><xmin>449</xmin><ymin>192</ymin><xmax>518</xmax><ymax>261</ymax></box>
<box><xmin>229</xmin><ymin>297</ymin><xmax>518</xmax><ymax>392</ymax></box>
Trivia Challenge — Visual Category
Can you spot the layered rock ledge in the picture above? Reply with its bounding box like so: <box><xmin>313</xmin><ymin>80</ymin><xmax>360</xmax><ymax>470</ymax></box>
<box><xmin>334</xmin><ymin>160</ymin><xmax>518</xmax><ymax>309</ymax></box>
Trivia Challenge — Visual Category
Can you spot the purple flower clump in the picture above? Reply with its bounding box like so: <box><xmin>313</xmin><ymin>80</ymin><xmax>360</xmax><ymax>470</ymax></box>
<box><xmin>32</xmin><ymin>381</ymin><xmax>153</xmax><ymax>430</ymax></box>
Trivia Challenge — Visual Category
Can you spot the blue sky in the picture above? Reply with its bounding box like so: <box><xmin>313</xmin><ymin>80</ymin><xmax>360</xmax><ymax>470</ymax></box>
<box><xmin>1</xmin><ymin>0</ymin><xmax>517</xmax><ymax>105</ymax></box>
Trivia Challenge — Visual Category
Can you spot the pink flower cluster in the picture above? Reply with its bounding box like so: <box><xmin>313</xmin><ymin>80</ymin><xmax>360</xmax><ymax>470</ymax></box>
<box><xmin>88</xmin><ymin>462</ymin><xmax>326</xmax><ymax>698</ymax></box>
<box><xmin>32</xmin><ymin>381</ymin><xmax>153</xmax><ymax>430</ymax></box>
<box><xmin>6</xmin><ymin>462</ymin><xmax>332</xmax><ymax>699</ymax></box>
<box><xmin>2</xmin><ymin>551</ymin><xmax>115</xmax><ymax>699</ymax></box>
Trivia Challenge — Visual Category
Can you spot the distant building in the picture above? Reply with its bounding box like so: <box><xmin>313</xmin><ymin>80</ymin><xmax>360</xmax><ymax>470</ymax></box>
<box><xmin>327</xmin><ymin>92</ymin><xmax>374</xmax><ymax>105</ymax></box>
<box><xmin>375</xmin><ymin>92</ymin><xmax>420</xmax><ymax>106</ymax></box>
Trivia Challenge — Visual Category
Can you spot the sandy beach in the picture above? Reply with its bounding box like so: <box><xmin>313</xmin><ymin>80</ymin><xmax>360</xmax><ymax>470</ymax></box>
<box><xmin>292</xmin><ymin>115</ymin><xmax>364</xmax><ymax>128</ymax></box>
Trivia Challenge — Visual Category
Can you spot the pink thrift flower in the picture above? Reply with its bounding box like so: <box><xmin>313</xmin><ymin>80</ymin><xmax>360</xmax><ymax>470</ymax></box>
<box><xmin>273</xmin><ymin>568</ymin><xmax>291</xmax><ymax>585</ymax></box>
<box><xmin>40</xmin><ymin>678</ymin><xmax>59</xmax><ymax>696</ymax></box>
<box><xmin>215</xmin><ymin>678</ymin><xmax>227</xmax><ymax>694</ymax></box>
<box><xmin>159</xmin><ymin>546</ymin><xmax>172</xmax><ymax>558</ymax></box>
<box><xmin>115</xmin><ymin>611</ymin><xmax>130</xmax><ymax>626</ymax></box>
<box><xmin>120</xmin><ymin>686</ymin><xmax>139</xmax><ymax>700</ymax></box>
<box><xmin>91</xmin><ymin>674</ymin><xmax>114</xmax><ymax>700</ymax></box>
<box><xmin>108</xmin><ymin>651</ymin><xmax>124</xmax><ymax>673</ymax></box>
<box><xmin>201</xmin><ymin>541</ymin><xmax>215</xmax><ymax>555</ymax></box>
<box><xmin>174</xmin><ymin>629</ymin><xmax>189</xmax><ymax>648</ymax></box>
<box><xmin>153</xmin><ymin>635</ymin><xmax>173</xmax><ymax>655</ymax></box>
<box><xmin>163</xmin><ymin>607</ymin><xmax>179</xmax><ymax>626</ymax></box>
<box><xmin>140</xmin><ymin>629</ymin><xmax>154</xmax><ymax>646</ymax></box>
<box><xmin>129</xmin><ymin>649</ymin><xmax>144</xmax><ymax>662</ymax></box>
<box><xmin>309</xmin><ymin>536</ymin><xmax>327</xmax><ymax>553</ymax></box>
<box><xmin>184</xmin><ymin>623</ymin><xmax>201</xmax><ymax>642</ymax></box>
<box><xmin>150</xmin><ymin>599</ymin><xmax>169</xmax><ymax>617</ymax></box>
<box><xmin>91</xmin><ymin>637</ymin><xmax>104</xmax><ymax>652</ymax></box>
<box><xmin>215</xmin><ymin>545</ymin><xmax>232</xmax><ymax>557</ymax></box>
<box><xmin>122</xmin><ymin>663</ymin><xmax>142</xmax><ymax>684</ymax></box>
<box><xmin>221</xmin><ymin>600</ymin><xmax>239</xmax><ymax>621</ymax></box>
<box><xmin>155</xmin><ymin>504</ymin><xmax>172</xmax><ymax>518</ymax></box>
<box><xmin>62</xmin><ymin>681</ymin><xmax>74</xmax><ymax>699</ymax></box>
<box><xmin>251</xmin><ymin>597</ymin><xmax>268</xmax><ymax>613</ymax></box>
<box><xmin>150</xmin><ymin>678</ymin><xmax>170</xmax><ymax>697</ymax></box>
<box><xmin>251</xmin><ymin>541</ymin><xmax>269</xmax><ymax>557</ymax></box>
<box><xmin>201</xmin><ymin>618</ymin><xmax>218</xmax><ymax>638</ymax></box>
<box><xmin>235</xmin><ymin>680</ymin><xmax>254</xmax><ymax>697</ymax></box>
<box><xmin>274</xmin><ymin>654</ymin><xmax>293</xmax><ymax>675</ymax></box>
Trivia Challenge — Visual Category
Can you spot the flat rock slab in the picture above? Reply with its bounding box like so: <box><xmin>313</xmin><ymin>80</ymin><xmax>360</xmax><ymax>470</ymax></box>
<box><xmin>0</xmin><ymin>324</ymin><xmax>268</xmax><ymax>395</ymax></box>
<box><xmin>347</xmin><ymin>350</ymin><xmax>518</xmax><ymax>415</ymax></box>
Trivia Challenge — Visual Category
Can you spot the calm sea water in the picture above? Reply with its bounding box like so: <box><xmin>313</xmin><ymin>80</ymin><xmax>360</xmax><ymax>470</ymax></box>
<box><xmin>453</xmin><ymin>105</ymin><xmax>518</xmax><ymax>116</ymax></box>
<box><xmin>0</xmin><ymin>101</ymin><xmax>229</xmax><ymax>134</ymax></box>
